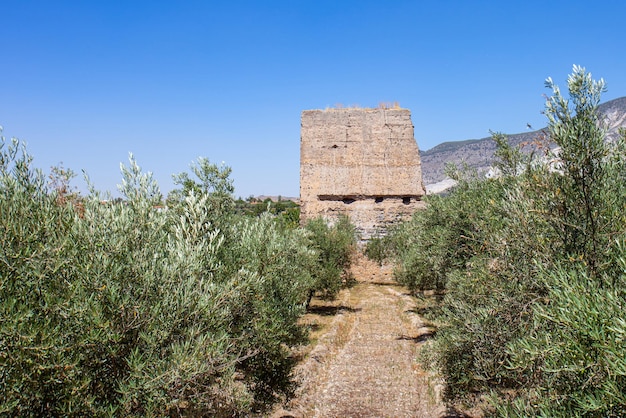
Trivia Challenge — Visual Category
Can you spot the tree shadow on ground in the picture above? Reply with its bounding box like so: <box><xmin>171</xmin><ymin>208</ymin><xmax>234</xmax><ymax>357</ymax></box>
<box><xmin>396</xmin><ymin>331</ymin><xmax>436</xmax><ymax>343</ymax></box>
<box><xmin>443</xmin><ymin>408</ymin><xmax>473</xmax><ymax>417</ymax></box>
<box><xmin>406</xmin><ymin>305</ymin><xmax>443</xmax><ymax>318</ymax></box>
<box><xmin>306</xmin><ymin>305</ymin><xmax>361</xmax><ymax>316</ymax></box>
<box><xmin>364</xmin><ymin>280</ymin><xmax>404</xmax><ymax>287</ymax></box>
<box><xmin>306</xmin><ymin>323</ymin><xmax>322</xmax><ymax>333</ymax></box>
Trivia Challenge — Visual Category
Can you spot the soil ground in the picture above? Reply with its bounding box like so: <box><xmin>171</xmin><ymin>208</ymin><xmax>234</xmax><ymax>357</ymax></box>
<box><xmin>271</xmin><ymin>254</ymin><xmax>450</xmax><ymax>418</ymax></box>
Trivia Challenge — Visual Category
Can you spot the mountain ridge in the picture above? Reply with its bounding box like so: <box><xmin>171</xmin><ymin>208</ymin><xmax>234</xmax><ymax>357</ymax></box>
<box><xmin>421</xmin><ymin>96</ymin><xmax>626</xmax><ymax>188</ymax></box>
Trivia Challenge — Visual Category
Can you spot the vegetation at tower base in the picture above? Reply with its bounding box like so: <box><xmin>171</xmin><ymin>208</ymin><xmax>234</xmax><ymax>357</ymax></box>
<box><xmin>363</xmin><ymin>233</ymin><xmax>395</xmax><ymax>266</ymax></box>
<box><xmin>0</xmin><ymin>140</ymin><xmax>356</xmax><ymax>415</ymax></box>
<box><xmin>387</xmin><ymin>66</ymin><xmax>626</xmax><ymax>416</ymax></box>
<box><xmin>304</xmin><ymin>215</ymin><xmax>357</xmax><ymax>304</ymax></box>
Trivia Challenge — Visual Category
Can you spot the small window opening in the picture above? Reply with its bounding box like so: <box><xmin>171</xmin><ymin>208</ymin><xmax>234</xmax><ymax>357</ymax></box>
<box><xmin>375</xmin><ymin>197</ymin><xmax>384</xmax><ymax>203</ymax></box>
<box><xmin>342</xmin><ymin>198</ymin><xmax>355</xmax><ymax>204</ymax></box>
<box><xmin>402</xmin><ymin>197</ymin><xmax>411</xmax><ymax>205</ymax></box>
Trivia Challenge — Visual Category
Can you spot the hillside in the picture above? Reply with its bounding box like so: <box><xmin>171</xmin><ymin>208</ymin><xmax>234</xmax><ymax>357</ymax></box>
<box><xmin>421</xmin><ymin>96</ymin><xmax>626</xmax><ymax>188</ymax></box>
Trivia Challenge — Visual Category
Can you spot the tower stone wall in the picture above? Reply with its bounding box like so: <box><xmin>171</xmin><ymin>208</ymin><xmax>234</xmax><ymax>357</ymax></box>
<box><xmin>300</xmin><ymin>108</ymin><xmax>425</xmax><ymax>239</ymax></box>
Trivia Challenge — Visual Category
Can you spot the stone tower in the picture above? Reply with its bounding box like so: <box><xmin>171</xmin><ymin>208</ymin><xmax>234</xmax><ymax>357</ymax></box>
<box><xmin>300</xmin><ymin>107</ymin><xmax>425</xmax><ymax>239</ymax></box>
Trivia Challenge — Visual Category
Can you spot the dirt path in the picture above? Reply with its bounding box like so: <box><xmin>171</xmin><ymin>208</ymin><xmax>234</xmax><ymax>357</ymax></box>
<box><xmin>272</xmin><ymin>255</ymin><xmax>447</xmax><ymax>418</ymax></box>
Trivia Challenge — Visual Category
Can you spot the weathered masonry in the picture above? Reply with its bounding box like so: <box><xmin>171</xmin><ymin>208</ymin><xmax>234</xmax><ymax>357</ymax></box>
<box><xmin>300</xmin><ymin>107</ymin><xmax>426</xmax><ymax>240</ymax></box>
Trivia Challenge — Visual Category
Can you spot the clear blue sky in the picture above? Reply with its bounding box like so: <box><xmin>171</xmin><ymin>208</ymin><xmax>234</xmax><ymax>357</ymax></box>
<box><xmin>2</xmin><ymin>1</ymin><xmax>625</xmax><ymax>198</ymax></box>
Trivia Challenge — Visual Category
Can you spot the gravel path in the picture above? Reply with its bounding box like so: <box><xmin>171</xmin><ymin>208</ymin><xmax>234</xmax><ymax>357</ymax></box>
<box><xmin>273</xmin><ymin>256</ymin><xmax>446</xmax><ymax>418</ymax></box>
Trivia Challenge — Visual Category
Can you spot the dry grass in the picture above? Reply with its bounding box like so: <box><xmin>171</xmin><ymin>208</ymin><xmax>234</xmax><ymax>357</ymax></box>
<box><xmin>271</xmin><ymin>254</ymin><xmax>448</xmax><ymax>418</ymax></box>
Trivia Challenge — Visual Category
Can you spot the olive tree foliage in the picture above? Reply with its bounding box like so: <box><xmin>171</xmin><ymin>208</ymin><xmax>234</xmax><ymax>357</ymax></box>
<box><xmin>304</xmin><ymin>215</ymin><xmax>357</xmax><ymax>303</ymax></box>
<box><xmin>388</xmin><ymin>66</ymin><xmax>626</xmax><ymax>416</ymax></box>
<box><xmin>498</xmin><ymin>66</ymin><xmax>626</xmax><ymax>417</ymax></box>
<box><xmin>541</xmin><ymin>68</ymin><xmax>618</xmax><ymax>278</ymax></box>
<box><xmin>391</xmin><ymin>173</ymin><xmax>504</xmax><ymax>294</ymax></box>
<box><xmin>117</xmin><ymin>152</ymin><xmax>163</xmax><ymax>206</ymax></box>
<box><xmin>0</xmin><ymin>138</ymin><xmax>317</xmax><ymax>416</ymax></box>
<box><xmin>167</xmin><ymin>157</ymin><xmax>234</xmax><ymax>216</ymax></box>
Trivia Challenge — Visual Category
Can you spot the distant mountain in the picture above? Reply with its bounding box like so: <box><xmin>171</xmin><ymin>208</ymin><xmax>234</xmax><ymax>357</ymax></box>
<box><xmin>421</xmin><ymin>96</ymin><xmax>626</xmax><ymax>190</ymax></box>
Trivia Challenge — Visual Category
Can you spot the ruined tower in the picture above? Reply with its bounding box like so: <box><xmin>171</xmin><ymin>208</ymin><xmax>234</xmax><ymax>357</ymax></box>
<box><xmin>300</xmin><ymin>107</ymin><xmax>426</xmax><ymax>239</ymax></box>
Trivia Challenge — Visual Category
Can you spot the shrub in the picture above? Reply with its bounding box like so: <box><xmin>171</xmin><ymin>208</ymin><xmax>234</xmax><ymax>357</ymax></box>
<box><xmin>363</xmin><ymin>234</ymin><xmax>394</xmax><ymax>265</ymax></box>
<box><xmin>304</xmin><ymin>215</ymin><xmax>357</xmax><ymax>303</ymax></box>
<box><xmin>496</xmin><ymin>66</ymin><xmax>626</xmax><ymax>416</ymax></box>
<box><xmin>0</xmin><ymin>141</ymin><xmax>320</xmax><ymax>416</ymax></box>
<box><xmin>499</xmin><ymin>260</ymin><xmax>626</xmax><ymax>417</ymax></box>
<box><xmin>214</xmin><ymin>213</ymin><xmax>316</xmax><ymax>406</ymax></box>
<box><xmin>390</xmin><ymin>65</ymin><xmax>626</xmax><ymax>415</ymax></box>
<box><xmin>392</xmin><ymin>173</ymin><xmax>505</xmax><ymax>294</ymax></box>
